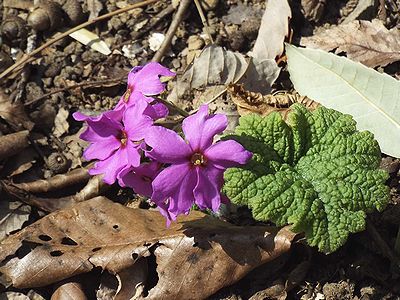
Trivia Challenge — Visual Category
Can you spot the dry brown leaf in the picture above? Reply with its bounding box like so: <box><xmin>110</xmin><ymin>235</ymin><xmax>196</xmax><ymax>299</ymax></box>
<box><xmin>0</xmin><ymin>197</ymin><xmax>295</xmax><ymax>300</ymax></box>
<box><xmin>301</xmin><ymin>19</ymin><xmax>400</xmax><ymax>68</ymax></box>
<box><xmin>0</xmin><ymin>200</ymin><xmax>31</xmax><ymax>243</ymax></box>
<box><xmin>0</xmin><ymin>131</ymin><xmax>30</xmax><ymax>160</ymax></box>
<box><xmin>251</xmin><ymin>0</ymin><xmax>291</xmax><ymax>60</ymax></box>
<box><xmin>51</xmin><ymin>281</ymin><xmax>87</xmax><ymax>300</ymax></box>
<box><xmin>53</xmin><ymin>107</ymin><xmax>69</xmax><ymax>138</ymax></box>
<box><xmin>0</xmin><ymin>92</ymin><xmax>34</xmax><ymax>130</ymax></box>
<box><xmin>168</xmin><ymin>45</ymin><xmax>280</xmax><ymax>109</ymax></box>
<box><xmin>301</xmin><ymin>0</ymin><xmax>325</xmax><ymax>22</ymax></box>
<box><xmin>228</xmin><ymin>84</ymin><xmax>319</xmax><ymax>117</ymax></box>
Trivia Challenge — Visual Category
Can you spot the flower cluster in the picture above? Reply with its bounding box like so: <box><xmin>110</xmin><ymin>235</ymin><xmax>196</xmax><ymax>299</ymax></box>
<box><xmin>74</xmin><ymin>62</ymin><xmax>252</xmax><ymax>223</ymax></box>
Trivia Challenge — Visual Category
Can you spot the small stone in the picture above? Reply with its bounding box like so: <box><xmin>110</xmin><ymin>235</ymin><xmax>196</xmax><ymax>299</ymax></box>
<box><xmin>187</xmin><ymin>35</ymin><xmax>204</xmax><ymax>51</ymax></box>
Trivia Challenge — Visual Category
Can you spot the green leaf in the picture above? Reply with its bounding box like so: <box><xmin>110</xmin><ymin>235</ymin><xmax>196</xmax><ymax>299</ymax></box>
<box><xmin>285</xmin><ymin>44</ymin><xmax>400</xmax><ymax>158</ymax></box>
<box><xmin>223</xmin><ymin>104</ymin><xmax>389</xmax><ymax>253</ymax></box>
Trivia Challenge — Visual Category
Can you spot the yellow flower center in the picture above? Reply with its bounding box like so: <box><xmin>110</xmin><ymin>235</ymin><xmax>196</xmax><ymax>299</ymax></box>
<box><xmin>120</xmin><ymin>130</ymin><xmax>128</xmax><ymax>147</ymax></box>
<box><xmin>191</xmin><ymin>153</ymin><xmax>206</xmax><ymax>166</ymax></box>
<box><xmin>123</xmin><ymin>86</ymin><xmax>133</xmax><ymax>102</ymax></box>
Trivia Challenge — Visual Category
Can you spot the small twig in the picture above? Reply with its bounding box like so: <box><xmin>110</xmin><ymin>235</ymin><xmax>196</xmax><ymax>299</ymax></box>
<box><xmin>131</xmin><ymin>4</ymin><xmax>175</xmax><ymax>41</ymax></box>
<box><xmin>193</xmin><ymin>0</ymin><xmax>214</xmax><ymax>44</ymax></box>
<box><xmin>378</xmin><ymin>0</ymin><xmax>387</xmax><ymax>22</ymax></box>
<box><xmin>152</xmin><ymin>0</ymin><xmax>191</xmax><ymax>62</ymax></box>
<box><xmin>25</xmin><ymin>76</ymin><xmax>126</xmax><ymax>105</ymax></box>
<box><xmin>0</xmin><ymin>0</ymin><xmax>160</xmax><ymax>80</ymax></box>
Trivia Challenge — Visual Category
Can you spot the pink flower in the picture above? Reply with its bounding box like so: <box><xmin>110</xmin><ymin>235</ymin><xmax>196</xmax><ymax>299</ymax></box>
<box><xmin>73</xmin><ymin>101</ymin><xmax>153</xmax><ymax>184</ymax></box>
<box><xmin>118</xmin><ymin>161</ymin><xmax>161</xmax><ymax>198</ymax></box>
<box><xmin>145</xmin><ymin>105</ymin><xmax>252</xmax><ymax>223</ymax></box>
<box><xmin>115</xmin><ymin>62</ymin><xmax>175</xmax><ymax>119</ymax></box>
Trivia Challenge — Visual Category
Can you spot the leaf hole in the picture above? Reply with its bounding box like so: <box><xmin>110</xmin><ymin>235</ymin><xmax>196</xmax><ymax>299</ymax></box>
<box><xmin>38</xmin><ymin>234</ymin><xmax>52</xmax><ymax>241</ymax></box>
<box><xmin>50</xmin><ymin>250</ymin><xmax>64</xmax><ymax>257</ymax></box>
<box><xmin>113</xmin><ymin>224</ymin><xmax>119</xmax><ymax>230</ymax></box>
<box><xmin>17</xmin><ymin>241</ymin><xmax>42</xmax><ymax>259</ymax></box>
<box><xmin>92</xmin><ymin>247</ymin><xmax>102</xmax><ymax>252</ymax></box>
<box><xmin>61</xmin><ymin>237</ymin><xmax>78</xmax><ymax>246</ymax></box>
<box><xmin>132</xmin><ymin>253</ymin><xmax>139</xmax><ymax>260</ymax></box>
<box><xmin>143</xmin><ymin>242</ymin><xmax>151</xmax><ymax>247</ymax></box>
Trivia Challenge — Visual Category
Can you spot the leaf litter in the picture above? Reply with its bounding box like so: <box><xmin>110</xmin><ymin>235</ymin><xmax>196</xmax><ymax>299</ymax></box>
<box><xmin>0</xmin><ymin>0</ymin><xmax>400</xmax><ymax>298</ymax></box>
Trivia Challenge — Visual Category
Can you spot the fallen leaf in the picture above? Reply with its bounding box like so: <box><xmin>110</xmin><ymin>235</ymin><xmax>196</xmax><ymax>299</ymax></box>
<box><xmin>0</xmin><ymin>200</ymin><xmax>31</xmax><ymax>243</ymax></box>
<box><xmin>0</xmin><ymin>131</ymin><xmax>30</xmax><ymax>160</ymax></box>
<box><xmin>69</xmin><ymin>29</ymin><xmax>111</xmax><ymax>56</ymax></box>
<box><xmin>301</xmin><ymin>19</ymin><xmax>400</xmax><ymax>68</ymax></box>
<box><xmin>222</xmin><ymin>2</ymin><xmax>263</xmax><ymax>25</ymax></box>
<box><xmin>168</xmin><ymin>45</ymin><xmax>280</xmax><ymax>108</ymax></box>
<box><xmin>114</xmin><ymin>258</ymin><xmax>147</xmax><ymax>299</ymax></box>
<box><xmin>51</xmin><ymin>281</ymin><xmax>87</xmax><ymax>300</ymax></box>
<box><xmin>300</xmin><ymin>0</ymin><xmax>325</xmax><ymax>22</ymax></box>
<box><xmin>53</xmin><ymin>107</ymin><xmax>69</xmax><ymax>138</ymax></box>
<box><xmin>286</xmin><ymin>44</ymin><xmax>400</xmax><ymax>158</ymax></box>
<box><xmin>228</xmin><ymin>84</ymin><xmax>319</xmax><ymax>117</ymax></box>
<box><xmin>0</xmin><ymin>197</ymin><xmax>295</xmax><ymax>300</ymax></box>
<box><xmin>0</xmin><ymin>92</ymin><xmax>34</xmax><ymax>130</ymax></box>
<box><xmin>250</xmin><ymin>0</ymin><xmax>291</xmax><ymax>60</ymax></box>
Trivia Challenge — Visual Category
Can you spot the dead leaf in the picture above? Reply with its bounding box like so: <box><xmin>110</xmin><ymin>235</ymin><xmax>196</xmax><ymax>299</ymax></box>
<box><xmin>0</xmin><ymin>197</ymin><xmax>295</xmax><ymax>300</ymax></box>
<box><xmin>301</xmin><ymin>0</ymin><xmax>325</xmax><ymax>22</ymax></box>
<box><xmin>0</xmin><ymin>92</ymin><xmax>34</xmax><ymax>130</ymax></box>
<box><xmin>0</xmin><ymin>131</ymin><xmax>30</xmax><ymax>160</ymax></box>
<box><xmin>222</xmin><ymin>2</ymin><xmax>264</xmax><ymax>25</ymax></box>
<box><xmin>69</xmin><ymin>29</ymin><xmax>111</xmax><ymax>56</ymax></box>
<box><xmin>250</xmin><ymin>0</ymin><xmax>292</xmax><ymax>60</ymax></box>
<box><xmin>51</xmin><ymin>281</ymin><xmax>87</xmax><ymax>300</ymax></box>
<box><xmin>115</xmin><ymin>258</ymin><xmax>147</xmax><ymax>299</ymax></box>
<box><xmin>301</xmin><ymin>19</ymin><xmax>400</xmax><ymax>68</ymax></box>
<box><xmin>0</xmin><ymin>200</ymin><xmax>31</xmax><ymax>242</ymax></box>
<box><xmin>0</xmin><ymin>292</ymin><xmax>29</xmax><ymax>300</ymax></box>
<box><xmin>11</xmin><ymin>164</ymin><xmax>92</xmax><ymax>194</ymax></box>
<box><xmin>228</xmin><ymin>84</ymin><xmax>319</xmax><ymax>117</ymax></box>
<box><xmin>53</xmin><ymin>107</ymin><xmax>69</xmax><ymax>138</ymax></box>
<box><xmin>168</xmin><ymin>45</ymin><xmax>280</xmax><ymax>109</ymax></box>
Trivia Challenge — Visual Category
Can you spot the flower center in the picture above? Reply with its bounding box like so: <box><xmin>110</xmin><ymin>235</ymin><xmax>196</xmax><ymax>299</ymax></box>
<box><xmin>119</xmin><ymin>130</ymin><xmax>128</xmax><ymax>147</ymax></box>
<box><xmin>123</xmin><ymin>86</ymin><xmax>133</xmax><ymax>102</ymax></box>
<box><xmin>191</xmin><ymin>153</ymin><xmax>206</xmax><ymax>166</ymax></box>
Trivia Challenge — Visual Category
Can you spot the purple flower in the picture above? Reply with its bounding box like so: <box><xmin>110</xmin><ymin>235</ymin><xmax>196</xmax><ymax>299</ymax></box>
<box><xmin>118</xmin><ymin>161</ymin><xmax>161</xmax><ymax>198</ymax></box>
<box><xmin>73</xmin><ymin>101</ymin><xmax>153</xmax><ymax>184</ymax></box>
<box><xmin>145</xmin><ymin>105</ymin><xmax>252</xmax><ymax>223</ymax></box>
<box><xmin>115</xmin><ymin>62</ymin><xmax>175</xmax><ymax>119</ymax></box>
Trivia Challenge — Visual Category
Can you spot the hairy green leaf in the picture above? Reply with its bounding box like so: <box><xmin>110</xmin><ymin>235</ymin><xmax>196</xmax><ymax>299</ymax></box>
<box><xmin>223</xmin><ymin>104</ymin><xmax>389</xmax><ymax>253</ymax></box>
<box><xmin>286</xmin><ymin>44</ymin><xmax>400</xmax><ymax>158</ymax></box>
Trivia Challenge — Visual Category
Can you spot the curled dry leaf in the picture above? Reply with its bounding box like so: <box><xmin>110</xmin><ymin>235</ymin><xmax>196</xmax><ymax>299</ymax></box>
<box><xmin>51</xmin><ymin>281</ymin><xmax>87</xmax><ymax>300</ymax></box>
<box><xmin>0</xmin><ymin>131</ymin><xmax>30</xmax><ymax>160</ymax></box>
<box><xmin>250</xmin><ymin>0</ymin><xmax>291</xmax><ymax>60</ymax></box>
<box><xmin>228</xmin><ymin>84</ymin><xmax>319</xmax><ymax>117</ymax></box>
<box><xmin>168</xmin><ymin>45</ymin><xmax>280</xmax><ymax>109</ymax></box>
<box><xmin>10</xmin><ymin>164</ymin><xmax>92</xmax><ymax>194</ymax></box>
<box><xmin>0</xmin><ymin>197</ymin><xmax>295</xmax><ymax>300</ymax></box>
<box><xmin>0</xmin><ymin>92</ymin><xmax>34</xmax><ymax>130</ymax></box>
<box><xmin>301</xmin><ymin>19</ymin><xmax>400</xmax><ymax>68</ymax></box>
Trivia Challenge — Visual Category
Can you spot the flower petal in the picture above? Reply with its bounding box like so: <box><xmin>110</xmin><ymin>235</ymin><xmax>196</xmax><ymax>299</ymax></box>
<box><xmin>73</xmin><ymin>111</ymin><xmax>122</xmax><ymax>139</ymax></box>
<box><xmin>123</xmin><ymin>101</ymin><xmax>153</xmax><ymax>141</ymax></box>
<box><xmin>89</xmin><ymin>148</ymin><xmax>129</xmax><ymax>184</ymax></box>
<box><xmin>83</xmin><ymin>137</ymin><xmax>120</xmax><ymax>160</ymax></box>
<box><xmin>145</xmin><ymin>126</ymin><xmax>192</xmax><ymax>164</ymax></box>
<box><xmin>118</xmin><ymin>162</ymin><xmax>160</xmax><ymax>197</ymax></box>
<box><xmin>182</xmin><ymin>105</ymin><xmax>228</xmax><ymax>151</ymax></box>
<box><xmin>205</xmin><ymin>140</ymin><xmax>252</xmax><ymax>169</ymax></box>
<box><xmin>151</xmin><ymin>163</ymin><xmax>191</xmax><ymax>203</ymax></box>
<box><xmin>194</xmin><ymin>166</ymin><xmax>222</xmax><ymax>212</ymax></box>
<box><xmin>144</xmin><ymin>102</ymin><xmax>169</xmax><ymax>120</ymax></box>
<box><xmin>131</xmin><ymin>62</ymin><xmax>175</xmax><ymax>95</ymax></box>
